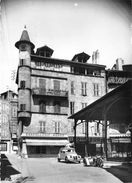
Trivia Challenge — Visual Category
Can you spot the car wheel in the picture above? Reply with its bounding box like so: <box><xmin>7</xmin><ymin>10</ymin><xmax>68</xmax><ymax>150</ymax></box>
<box><xmin>65</xmin><ymin>156</ymin><xmax>68</xmax><ymax>163</ymax></box>
<box><xmin>58</xmin><ymin>158</ymin><xmax>60</xmax><ymax>162</ymax></box>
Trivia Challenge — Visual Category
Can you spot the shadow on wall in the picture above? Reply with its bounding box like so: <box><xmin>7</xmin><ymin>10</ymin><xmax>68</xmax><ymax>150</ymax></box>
<box><xmin>1</xmin><ymin>154</ymin><xmax>20</xmax><ymax>181</ymax></box>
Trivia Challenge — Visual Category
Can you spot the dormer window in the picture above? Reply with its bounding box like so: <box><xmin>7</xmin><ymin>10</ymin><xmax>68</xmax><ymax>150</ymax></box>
<box><xmin>36</xmin><ymin>46</ymin><xmax>54</xmax><ymax>58</ymax></box>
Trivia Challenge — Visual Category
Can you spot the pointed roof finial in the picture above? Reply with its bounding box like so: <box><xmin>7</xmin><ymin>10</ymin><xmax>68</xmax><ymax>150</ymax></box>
<box><xmin>15</xmin><ymin>26</ymin><xmax>35</xmax><ymax>49</ymax></box>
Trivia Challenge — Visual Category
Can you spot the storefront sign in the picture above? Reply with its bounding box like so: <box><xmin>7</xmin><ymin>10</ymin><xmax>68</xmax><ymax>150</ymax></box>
<box><xmin>111</xmin><ymin>138</ymin><xmax>131</xmax><ymax>143</ymax></box>
<box><xmin>69</xmin><ymin>136</ymin><xmax>103</xmax><ymax>144</ymax></box>
<box><xmin>35</xmin><ymin>61</ymin><xmax>63</xmax><ymax>70</ymax></box>
<box><xmin>108</xmin><ymin>77</ymin><xmax>128</xmax><ymax>84</ymax></box>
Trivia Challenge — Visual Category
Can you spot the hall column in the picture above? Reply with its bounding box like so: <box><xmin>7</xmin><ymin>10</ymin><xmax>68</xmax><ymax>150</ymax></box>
<box><xmin>104</xmin><ymin>113</ymin><xmax>108</xmax><ymax>160</ymax></box>
<box><xmin>85</xmin><ymin>120</ymin><xmax>89</xmax><ymax>157</ymax></box>
<box><xmin>73</xmin><ymin>120</ymin><xmax>77</xmax><ymax>150</ymax></box>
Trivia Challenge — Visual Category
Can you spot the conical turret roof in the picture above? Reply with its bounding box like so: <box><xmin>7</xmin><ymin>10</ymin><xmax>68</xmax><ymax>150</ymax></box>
<box><xmin>20</xmin><ymin>29</ymin><xmax>31</xmax><ymax>42</ymax></box>
<box><xmin>15</xmin><ymin>28</ymin><xmax>35</xmax><ymax>49</ymax></box>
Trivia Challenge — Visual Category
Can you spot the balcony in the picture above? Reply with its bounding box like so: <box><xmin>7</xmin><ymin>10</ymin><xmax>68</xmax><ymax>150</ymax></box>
<box><xmin>32</xmin><ymin>88</ymin><xmax>68</xmax><ymax>97</ymax></box>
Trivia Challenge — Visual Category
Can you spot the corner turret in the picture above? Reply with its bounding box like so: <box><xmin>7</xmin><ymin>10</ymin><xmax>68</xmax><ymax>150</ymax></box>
<box><xmin>15</xmin><ymin>26</ymin><xmax>35</xmax><ymax>53</ymax></box>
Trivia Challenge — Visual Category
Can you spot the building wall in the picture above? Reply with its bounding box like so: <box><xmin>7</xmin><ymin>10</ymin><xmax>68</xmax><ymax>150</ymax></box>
<box><xmin>22</xmin><ymin>60</ymin><xmax>106</xmax><ymax>140</ymax></box>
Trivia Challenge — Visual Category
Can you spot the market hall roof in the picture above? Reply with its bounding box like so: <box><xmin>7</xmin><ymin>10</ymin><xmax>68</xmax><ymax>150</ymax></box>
<box><xmin>68</xmin><ymin>80</ymin><xmax>132</xmax><ymax>124</ymax></box>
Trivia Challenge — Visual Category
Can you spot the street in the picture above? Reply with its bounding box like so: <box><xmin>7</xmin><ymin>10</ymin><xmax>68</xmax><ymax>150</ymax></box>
<box><xmin>4</xmin><ymin>154</ymin><xmax>128</xmax><ymax>183</ymax></box>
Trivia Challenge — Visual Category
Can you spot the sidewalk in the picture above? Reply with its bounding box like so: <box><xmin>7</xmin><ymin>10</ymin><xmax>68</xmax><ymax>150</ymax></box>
<box><xmin>1</xmin><ymin>153</ymin><xmax>32</xmax><ymax>183</ymax></box>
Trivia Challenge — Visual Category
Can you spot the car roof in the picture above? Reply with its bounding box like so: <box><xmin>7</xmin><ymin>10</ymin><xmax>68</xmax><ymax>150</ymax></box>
<box><xmin>60</xmin><ymin>147</ymin><xmax>74</xmax><ymax>151</ymax></box>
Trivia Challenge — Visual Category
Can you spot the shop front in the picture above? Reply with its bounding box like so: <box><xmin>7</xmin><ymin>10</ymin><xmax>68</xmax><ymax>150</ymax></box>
<box><xmin>69</xmin><ymin>136</ymin><xmax>103</xmax><ymax>157</ymax></box>
<box><xmin>21</xmin><ymin>137</ymin><xmax>69</xmax><ymax>157</ymax></box>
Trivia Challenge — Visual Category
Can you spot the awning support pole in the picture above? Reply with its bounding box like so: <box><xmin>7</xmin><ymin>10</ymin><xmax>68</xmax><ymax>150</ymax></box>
<box><xmin>74</xmin><ymin>120</ymin><xmax>77</xmax><ymax>150</ymax></box>
<box><xmin>85</xmin><ymin>120</ymin><xmax>89</xmax><ymax>157</ymax></box>
<box><xmin>104</xmin><ymin>114</ymin><xmax>108</xmax><ymax>160</ymax></box>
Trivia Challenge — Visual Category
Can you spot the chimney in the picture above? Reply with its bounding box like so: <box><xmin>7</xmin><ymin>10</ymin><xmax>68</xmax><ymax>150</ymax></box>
<box><xmin>92</xmin><ymin>50</ymin><xmax>99</xmax><ymax>64</ymax></box>
<box><xmin>116</xmin><ymin>58</ymin><xmax>124</xmax><ymax>70</ymax></box>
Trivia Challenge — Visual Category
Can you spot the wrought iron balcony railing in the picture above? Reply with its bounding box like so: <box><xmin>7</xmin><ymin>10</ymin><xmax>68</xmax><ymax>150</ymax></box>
<box><xmin>32</xmin><ymin>88</ymin><xmax>68</xmax><ymax>97</ymax></box>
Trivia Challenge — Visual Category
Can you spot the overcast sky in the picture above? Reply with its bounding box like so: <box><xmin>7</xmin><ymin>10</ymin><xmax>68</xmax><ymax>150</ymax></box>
<box><xmin>0</xmin><ymin>0</ymin><xmax>132</xmax><ymax>93</ymax></box>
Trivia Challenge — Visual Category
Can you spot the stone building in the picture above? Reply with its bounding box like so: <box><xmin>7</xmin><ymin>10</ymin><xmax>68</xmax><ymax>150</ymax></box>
<box><xmin>0</xmin><ymin>90</ymin><xmax>18</xmax><ymax>153</ymax></box>
<box><xmin>15</xmin><ymin>28</ymin><xmax>106</xmax><ymax>157</ymax></box>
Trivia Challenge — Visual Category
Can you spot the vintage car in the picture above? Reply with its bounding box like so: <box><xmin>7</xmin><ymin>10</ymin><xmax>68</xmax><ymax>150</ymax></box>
<box><xmin>57</xmin><ymin>147</ymin><xmax>81</xmax><ymax>163</ymax></box>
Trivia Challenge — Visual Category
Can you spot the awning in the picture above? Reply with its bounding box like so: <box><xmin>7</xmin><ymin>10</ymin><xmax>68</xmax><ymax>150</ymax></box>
<box><xmin>26</xmin><ymin>139</ymin><xmax>69</xmax><ymax>146</ymax></box>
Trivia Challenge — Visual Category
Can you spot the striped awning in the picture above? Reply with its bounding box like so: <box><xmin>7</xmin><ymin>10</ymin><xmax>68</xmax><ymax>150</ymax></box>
<box><xmin>26</xmin><ymin>139</ymin><xmax>69</xmax><ymax>146</ymax></box>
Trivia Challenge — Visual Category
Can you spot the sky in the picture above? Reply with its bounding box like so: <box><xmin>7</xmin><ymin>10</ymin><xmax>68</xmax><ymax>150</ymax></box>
<box><xmin>0</xmin><ymin>0</ymin><xmax>132</xmax><ymax>93</ymax></box>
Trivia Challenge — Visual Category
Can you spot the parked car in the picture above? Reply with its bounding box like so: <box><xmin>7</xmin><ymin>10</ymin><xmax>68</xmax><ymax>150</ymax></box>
<box><xmin>57</xmin><ymin>147</ymin><xmax>81</xmax><ymax>163</ymax></box>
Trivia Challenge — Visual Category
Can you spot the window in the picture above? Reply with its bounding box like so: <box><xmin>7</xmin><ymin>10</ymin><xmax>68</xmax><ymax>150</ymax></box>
<box><xmin>39</xmin><ymin>79</ymin><xmax>46</xmax><ymax>89</ymax></box>
<box><xmin>20</xmin><ymin>80</ymin><xmax>25</xmax><ymax>89</ymax></box>
<box><xmin>81</xmin><ymin>82</ymin><xmax>87</xmax><ymax>96</ymax></box>
<box><xmin>71</xmin><ymin>121</ymin><xmax>74</xmax><ymax>133</ymax></box>
<box><xmin>82</xmin><ymin>103</ymin><xmax>87</xmax><ymax>109</ymax></box>
<box><xmin>39</xmin><ymin>101</ymin><xmax>46</xmax><ymax>113</ymax></box>
<box><xmin>54</xmin><ymin>101</ymin><xmax>60</xmax><ymax>113</ymax></box>
<box><xmin>55</xmin><ymin>121</ymin><xmax>60</xmax><ymax>133</ymax></box>
<box><xmin>93</xmin><ymin>83</ymin><xmax>99</xmax><ymax>96</ymax></box>
<box><xmin>12</xmin><ymin>107</ymin><xmax>17</xmax><ymax>117</ymax></box>
<box><xmin>0</xmin><ymin>143</ymin><xmax>7</xmax><ymax>151</ymax></box>
<box><xmin>20</xmin><ymin>104</ymin><xmax>26</xmax><ymax>111</ymax></box>
<box><xmin>71</xmin><ymin>66</ymin><xmax>74</xmax><ymax>73</ymax></box>
<box><xmin>70</xmin><ymin>101</ymin><xmax>75</xmax><ymax>115</ymax></box>
<box><xmin>39</xmin><ymin>121</ymin><xmax>46</xmax><ymax>133</ymax></box>
<box><xmin>20</xmin><ymin>59</ymin><xmax>24</xmax><ymax>65</ymax></box>
<box><xmin>71</xmin><ymin>81</ymin><xmax>75</xmax><ymax>95</ymax></box>
<box><xmin>21</xmin><ymin>44</ymin><xmax>26</xmax><ymax>51</ymax></box>
<box><xmin>54</xmin><ymin>80</ymin><xmax>60</xmax><ymax>91</ymax></box>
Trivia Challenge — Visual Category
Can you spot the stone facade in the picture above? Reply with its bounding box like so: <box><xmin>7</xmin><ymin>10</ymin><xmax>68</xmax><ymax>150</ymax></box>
<box><xmin>0</xmin><ymin>91</ymin><xmax>18</xmax><ymax>153</ymax></box>
<box><xmin>15</xmin><ymin>29</ymin><xmax>106</xmax><ymax>157</ymax></box>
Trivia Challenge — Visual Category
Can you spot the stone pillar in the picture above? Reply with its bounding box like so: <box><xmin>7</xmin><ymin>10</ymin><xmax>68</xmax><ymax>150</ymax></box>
<box><xmin>85</xmin><ymin>120</ymin><xmax>89</xmax><ymax>157</ymax></box>
<box><xmin>74</xmin><ymin>120</ymin><xmax>77</xmax><ymax>150</ymax></box>
<box><xmin>22</xmin><ymin>139</ymin><xmax>28</xmax><ymax>158</ymax></box>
